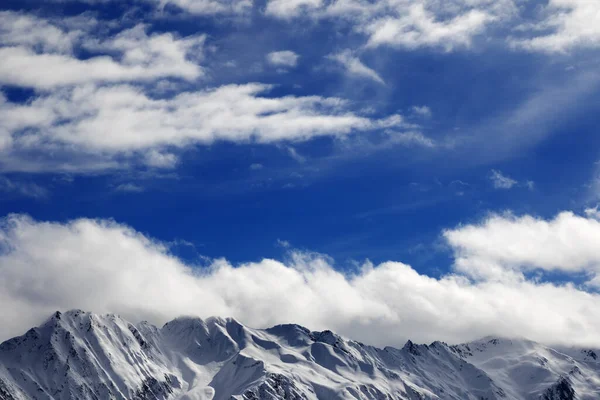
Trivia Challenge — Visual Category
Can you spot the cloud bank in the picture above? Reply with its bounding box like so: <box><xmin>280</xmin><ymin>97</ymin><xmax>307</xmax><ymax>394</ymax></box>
<box><xmin>1</xmin><ymin>211</ymin><xmax>600</xmax><ymax>348</ymax></box>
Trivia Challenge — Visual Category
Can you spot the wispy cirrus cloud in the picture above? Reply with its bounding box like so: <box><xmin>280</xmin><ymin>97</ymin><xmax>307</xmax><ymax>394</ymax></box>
<box><xmin>327</xmin><ymin>50</ymin><xmax>384</xmax><ymax>84</ymax></box>
<box><xmin>0</xmin><ymin>13</ymin><xmax>205</xmax><ymax>90</ymax></box>
<box><xmin>0</xmin><ymin>9</ymin><xmax>414</xmax><ymax>173</ymax></box>
<box><xmin>0</xmin><ymin>83</ymin><xmax>404</xmax><ymax>172</ymax></box>
<box><xmin>389</xmin><ymin>131</ymin><xmax>436</xmax><ymax>148</ymax></box>
<box><xmin>31</xmin><ymin>0</ymin><xmax>600</xmax><ymax>54</ymax></box>
<box><xmin>489</xmin><ymin>169</ymin><xmax>517</xmax><ymax>189</ymax></box>
<box><xmin>363</xmin><ymin>4</ymin><xmax>496</xmax><ymax>51</ymax></box>
<box><xmin>114</xmin><ymin>183</ymin><xmax>145</xmax><ymax>193</ymax></box>
<box><xmin>411</xmin><ymin>106</ymin><xmax>432</xmax><ymax>118</ymax></box>
<box><xmin>264</xmin><ymin>0</ymin><xmax>517</xmax><ymax>51</ymax></box>
<box><xmin>489</xmin><ymin>170</ymin><xmax>534</xmax><ymax>190</ymax></box>
<box><xmin>2</xmin><ymin>2</ymin><xmax>599</xmax><ymax>176</ymax></box>
<box><xmin>0</xmin><ymin>177</ymin><xmax>47</xmax><ymax>198</ymax></box>
<box><xmin>262</xmin><ymin>0</ymin><xmax>600</xmax><ymax>53</ymax></box>
<box><xmin>156</xmin><ymin>0</ymin><xmax>253</xmax><ymax>15</ymax></box>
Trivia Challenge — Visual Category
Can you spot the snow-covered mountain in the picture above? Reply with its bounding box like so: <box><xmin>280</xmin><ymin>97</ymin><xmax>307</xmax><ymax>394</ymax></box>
<box><xmin>0</xmin><ymin>311</ymin><xmax>598</xmax><ymax>400</ymax></box>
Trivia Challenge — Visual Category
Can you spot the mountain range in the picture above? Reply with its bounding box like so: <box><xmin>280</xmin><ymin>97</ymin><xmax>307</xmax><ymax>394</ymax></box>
<box><xmin>0</xmin><ymin>310</ymin><xmax>598</xmax><ymax>399</ymax></box>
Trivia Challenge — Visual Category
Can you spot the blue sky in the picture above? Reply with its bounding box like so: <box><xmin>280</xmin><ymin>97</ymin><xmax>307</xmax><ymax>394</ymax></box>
<box><xmin>2</xmin><ymin>0</ymin><xmax>600</xmax><ymax>345</ymax></box>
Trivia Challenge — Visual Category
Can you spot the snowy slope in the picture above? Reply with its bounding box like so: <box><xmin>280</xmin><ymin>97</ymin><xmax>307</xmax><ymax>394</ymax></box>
<box><xmin>451</xmin><ymin>337</ymin><xmax>600</xmax><ymax>399</ymax></box>
<box><xmin>0</xmin><ymin>311</ymin><xmax>598</xmax><ymax>400</ymax></box>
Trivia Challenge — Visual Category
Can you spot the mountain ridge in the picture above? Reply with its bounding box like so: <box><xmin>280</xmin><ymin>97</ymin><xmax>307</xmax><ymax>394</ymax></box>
<box><xmin>0</xmin><ymin>310</ymin><xmax>597</xmax><ymax>400</ymax></box>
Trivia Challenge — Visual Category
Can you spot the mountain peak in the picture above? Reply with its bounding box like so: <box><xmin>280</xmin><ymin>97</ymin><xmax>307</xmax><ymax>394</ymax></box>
<box><xmin>1</xmin><ymin>310</ymin><xmax>599</xmax><ymax>400</ymax></box>
<box><xmin>402</xmin><ymin>339</ymin><xmax>429</xmax><ymax>356</ymax></box>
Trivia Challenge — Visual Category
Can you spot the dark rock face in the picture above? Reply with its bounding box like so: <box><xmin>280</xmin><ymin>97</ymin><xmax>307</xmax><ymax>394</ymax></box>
<box><xmin>541</xmin><ymin>377</ymin><xmax>575</xmax><ymax>400</ymax></box>
<box><xmin>133</xmin><ymin>376</ymin><xmax>174</xmax><ymax>400</ymax></box>
<box><xmin>0</xmin><ymin>378</ymin><xmax>18</xmax><ymax>400</ymax></box>
<box><xmin>581</xmin><ymin>349</ymin><xmax>597</xmax><ymax>361</ymax></box>
<box><xmin>242</xmin><ymin>373</ymin><xmax>308</xmax><ymax>400</ymax></box>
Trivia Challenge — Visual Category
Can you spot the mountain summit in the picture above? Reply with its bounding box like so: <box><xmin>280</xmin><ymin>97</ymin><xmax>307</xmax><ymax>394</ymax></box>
<box><xmin>0</xmin><ymin>310</ymin><xmax>597</xmax><ymax>399</ymax></box>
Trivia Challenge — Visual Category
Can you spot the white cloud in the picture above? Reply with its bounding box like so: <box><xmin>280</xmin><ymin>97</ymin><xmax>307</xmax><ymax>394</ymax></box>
<box><xmin>512</xmin><ymin>0</ymin><xmax>600</xmax><ymax>53</ymax></box>
<box><xmin>489</xmin><ymin>169</ymin><xmax>517</xmax><ymax>189</ymax></box>
<box><xmin>263</xmin><ymin>0</ymin><xmax>600</xmax><ymax>53</ymax></box>
<box><xmin>144</xmin><ymin>150</ymin><xmax>179</xmax><ymax>169</ymax></box>
<box><xmin>0</xmin><ymin>83</ymin><xmax>402</xmax><ymax>171</ymax></box>
<box><xmin>286</xmin><ymin>146</ymin><xmax>306</xmax><ymax>163</ymax></box>
<box><xmin>250</xmin><ymin>163</ymin><xmax>264</xmax><ymax>170</ymax></box>
<box><xmin>0</xmin><ymin>177</ymin><xmax>47</xmax><ymax>198</ymax></box>
<box><xmin>389</xmin><ymin>131</ymin><xmax>436</xmax><ymax>148</ymax></box>
<box><xmin>56</xmin><ymin>0</ymin><xmax>253</xmax><ymax>15</ymax></box>
<box><xmin>157</xmin><ymin>0</ymin><xmax>253</xmax><ymax>15</ymax></box>
<box><xmin>265</xmin><ymin>0</ymin><xmax>516</xmax><ymax>51</ymax></box>
<box><xmin>34</xmin><ymin>1</ymin><xmax>600</xmax><ymax>54</ymax></box>
<box><xmin>0</xmin><ymin>11</ymin><xmax>83</xmax><ymax>53</ymax></box>
<box><xmin>365</xmin><ymin>4</ymin><xmax>493</xmax><ymax>51</ymax></box>
<box><xmin>0</xmin><ymin>13</ymin><xmax>205</xmax><ymax>89</ymax></box>
<box><xmin>265</xmin><ymin>0</ymin><xmax>323</xmax><ymax>18</ymax></box>
<box><xmin>3</xmin><ymin>212</ymin><xmax>600</xmax><ymax>349</ymax></box>
<box><xmin>444</xmin><ymin>211</ymin><xmax>600</xmax><ymax>284</ymax></box>
<box><xmin>524</xmin><ymin>180</ymin><xmax>535</xmax><ymax>190</ymax></box>
<box><xmin>114</xmin><ymin>183</ymin><xmax>145</xmax><ymax>192</ymax></box>
<box><xmin>411</xmin><ymin>105</ymin><xmax>432</xmax><ymax>118</ymax></box>
<box><xmin>328</xmin><ymin>50</ymin><xmax>384</xmax><ymax>84</ymax></box>
<box><xmin>586</xmin><ymin>161</ymin><xmax>600</xmax><ymax>201</ymax></box>
<box><xmin>0</xmin><ymin>11</ymin><xmax>408</xmax><ymax>173</ymax></box>
<box><xmin>584</xmin><ymin>206</ymin><xmax>600</xmax><ymax>220</ymax></box>
<box><xmin>266</xmin><ymin>50</ymin><xmax>299</xmax><ymax>67</ymax></box>
<box><xmin>277</xmin><ymin>238</ymin><xmax>291</xmax><ymax>248</ymax></box>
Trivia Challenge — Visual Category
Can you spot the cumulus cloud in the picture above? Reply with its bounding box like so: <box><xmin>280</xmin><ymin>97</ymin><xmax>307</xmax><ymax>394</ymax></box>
<box><xmin>328</xmin><ymin>50</ymin><xmax>384</xmax><ymax>84</ymax></box>
<box><xmin>266</xmin><ymin>50</ymin><xmax>299</xmax><ymax>67</ymax></box>
<box><xmin>0</xmin><ymin>83</ymin><xmax>402</xmax><ymax>171</ymax></box>
<box><xmin>444</xmin><ymin>211</ymin><xmax>600</xmax><ymax>284</ymax></box>
<box><xmin>2</xmin><ymin>212</ymin><xmax>600</xmax><ymax>349</ymax></box>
